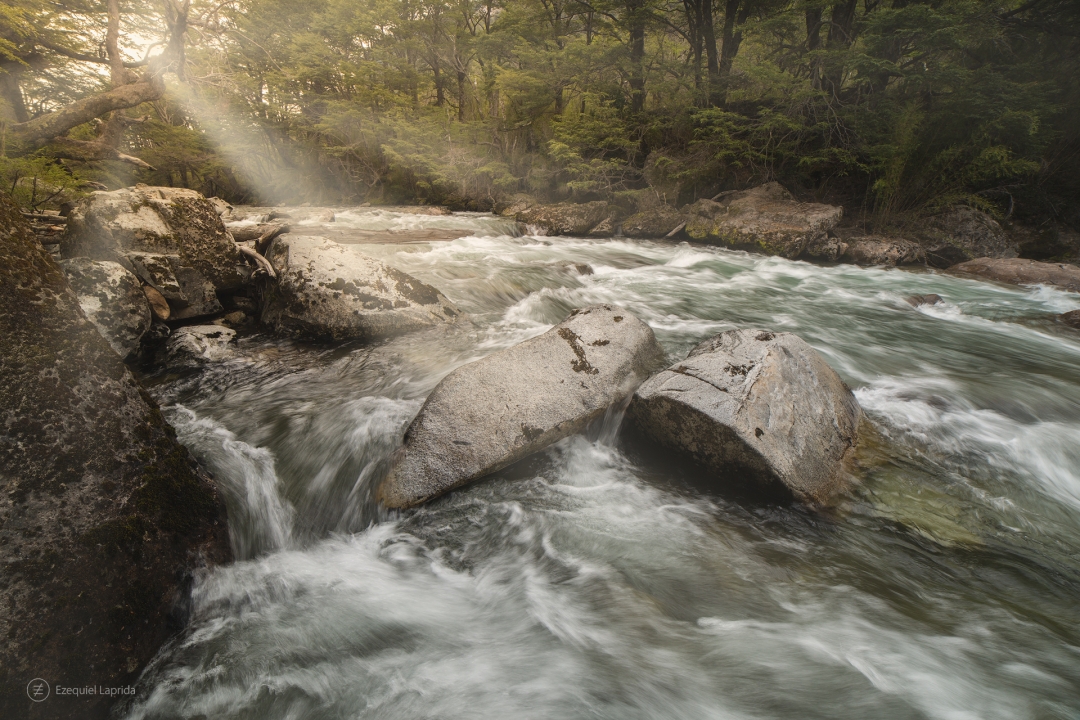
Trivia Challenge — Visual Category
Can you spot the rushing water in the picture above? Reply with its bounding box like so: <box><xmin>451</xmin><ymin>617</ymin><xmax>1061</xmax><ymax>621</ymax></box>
<box><xmin>126</xmin><ymin>208</ymin><xmax>1080</xmax><ymax>720</ymax></box>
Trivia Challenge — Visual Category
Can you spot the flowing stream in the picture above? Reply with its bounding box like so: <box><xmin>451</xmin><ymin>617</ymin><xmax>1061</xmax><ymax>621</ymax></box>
<box><xmin>126</xmin><ymin>208</ymin><xmax>1080</xmax><ymax>720</ymax></box>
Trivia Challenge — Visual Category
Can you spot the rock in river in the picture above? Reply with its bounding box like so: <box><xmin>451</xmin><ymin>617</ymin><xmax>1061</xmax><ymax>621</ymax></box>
<box><xmin>628</xmin><ymin>329</ymin><xmax>861</xmax><ymax>504</ymax></box>
<box><xmin>61</xmin><ymin>184</ymin><xmax>249</xmax><ymax>319</ymax></box>
<box><xmin>261</xmin><ymin>234</ymin><xmax>461</xmax><ymax>341</ymax></box>
<box><xmin>683</xmin><ymin>183</ymin><xmax>843</xmax><ymax>258</ymax></box>
<box><xmin>0</xmin><ymin>193</ymin><xmax>230</xmax><ymax>720</ymax></box>
<box><xmin>515</xmin><ymin>201</ymin><xmax>622</xmax><ymax>236</ymax></box>
<box><xmin>918</xmin><ymin>206</ymin><xmax>1017</xmax><ymax>268</ymax></box>
<box><xmin>379</xmin><ymin>305</ymin><xmax>666</xmax><ymax>508</ymax></box>
<box><xmin>948</xmin><ymin>257</ymin><xmax>1080</xmax><ymax>293</ymax></box>
<box><xmin>60</xmin><ymin>257</ymin><xmax>151</xmax><ymax>358</ymax></box>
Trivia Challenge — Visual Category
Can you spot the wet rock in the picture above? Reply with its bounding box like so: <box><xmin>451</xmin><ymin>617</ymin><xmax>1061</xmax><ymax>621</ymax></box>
<box><xmin>1058</xmin><ymin>310</ymin><xmax>1080</xmax><ymax>328</ymax></box>
<box><xmin>160</xmin><ymin>325</ymin><xmax>237</xmax><ymax>367</ymax></box>
<box><xmin>948</xmin><ymin>257</ymin><xmax>1080</xmax><ymax>293</ymax></box>
<box><xmin>379</xmin><ymin>305</ymin><xmax>666</xmax><ymax>508</ymax></box>
<box><xmin>918</xmin><ymin>206</ymin><xmax>1017</xmax><ymax>268</ymax></box>
<box><xmin>0</xmin><ymin>193</ymin><xmax>230</xmax><ymax>720</ymax></box>
<box><xmin>628</xmin><ymin>329</ymin><xmax>861</xmax><ymax>504</ymax></box>
<box><xmin>516</xmin><ymin>201</ymin><xmax>622</xmax><ymax>236</ymax></box>
<box><xmin>906</xmin><ymin>294</ymin><xmax>944</xmax><ymax>307</ymax></box>
<box><xmin>683</xmin><ymin>183</ymin><xmax>843</xmax><ymax>258</ymax></box>
<box><xmin>842</xmin><ymin>236</ymin><xmax>925</xmax><ymax>266</ymax></box>
<box><xmin>214</xmin><ymin>310</ymin><xmax>249</xmax><ymax>327</ymax></box>
<box><xmin>60</xmin><ymin>257</ymin><xmax>151</xmax><ymax>358</ymax></box>
<box><xmin>261</xmin><ymin>235</ymin><xmax>461</xmax><ymax>341</ymax></box>
<box><xmin>621</xmin><ymin>203</ymin><xmax>686</xmax><ymax>238</ymax></box>
<box><xmin>61</xmin><ymin>185</ymin><xmax>248</xmax><ymax>320</ymax></box>
<box><xmin>316</xmin><ymin>210</ymin><xmax>336</xmax><ymax>223</ymax></box>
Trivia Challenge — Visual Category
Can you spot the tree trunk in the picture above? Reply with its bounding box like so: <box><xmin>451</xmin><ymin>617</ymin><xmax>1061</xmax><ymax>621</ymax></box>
<box><xmin>718</xmin><ymin>0</ymin><xmax>750</xmax><ymax>106</ymax></box>
<box><xmin>627</xmin><ymin>0</ymin><xmax>646</xmax><ymax>113</ymax></box>
<box><xmin>823</xmin><ymin>0</ymin><xmax>858</xmax><ymax>98</ymax></box>
<box><xmin>805</xmin><ymin>7</ymin><xmax>823</xmax><ymax>89</ymax></box>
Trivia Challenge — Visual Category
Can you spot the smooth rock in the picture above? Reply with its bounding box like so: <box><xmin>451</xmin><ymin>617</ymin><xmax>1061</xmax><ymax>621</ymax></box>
<box><xmin>948</xmin><ymin>257</ymin><xmax>1080</xmax><ymax>293</ymax></box>
<box><xmin>906</xmin><ymin>294</ymin><xmax>944</xmax><ymax>307</ymax></box>
<box><xmin>842</xmin><ymin>236</ymin><xmax>925</xmax><ymax>266</ymax></box>
<box><xmin>60</xmin><ymin>258</ymin><xmax>151</xmax><ymax>358</ymax></box>
<box><xmin>262</xmin><ymin>235</ymin><xmax>461</xmax><ymax>341</ymax></box>
<box><xmin>516</xmin><ymin>201</ymin><xmax>621</xmax><ymax>236</ymax></box>
<box><xmin>628</xmin><ymin>329</ymin><xmax>861</xmax><ymax>504</ymax></box>
<box><xmin>379</xmin><ymin>305</ymin><xmax>666</xmax><ymax>508</ymax></box>
<box><xmin>918</xmin><ymin>206</ymin><xmax>1017</xmax><ymax>268</ymax></box>
<box><xmin>0</xmin><ymin>193</ymin><xmax>230</xmax><ymax>719</ymax></box>
<box><xmin>61</xmin><ymin>185</ymin><xmax>248</xmax><ymax>318</ymax></box>
<box><xmin>1058</xmin><ymin>310</ymin><xmax>1080</xmax><ymax>328</ymax></box>
<box><xmin>683</xmin><ymin>183</ymin><xmax>843</xmax><ymax>258</ymax></box>
<box><xmin>207</xmin><ymin>196</ymin><xmax>234</xmax><ymax>217</ymax></box>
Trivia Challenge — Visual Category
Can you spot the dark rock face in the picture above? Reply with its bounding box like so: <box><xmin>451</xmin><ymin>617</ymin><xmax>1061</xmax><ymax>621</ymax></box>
<box><xmin>842</xmin><ymin>236</ymin><xmax>925</xmax><ymax>266</ymax></box>
<box><xmin>60</xmin><ymin>258</ymin><xmax>151</xmax><ymax>358</ymax></box>
<box><xmin>261</xmin><ymin>234</ymin><xmax>461</xmax><ymax>341</ymax></box>
<box><xmin>378</xmin><ymin>305</ymin><xmax>666</xmax><ymax>508</ymax></box>
<box><xmin>948</xmin><ymin>257</ymin><xmax>1080</xmax><ymax>293</ymax></box>
<box><xmin>1008</xmin><ymin>222</ymin><xmax>1080</xmax><ymax>262</ymax></box>
<box><xmin>918</xmin><ymin>206</ymin><xmax>1017</xmax><ymax>268</ymax></box>
<box><xmin>682</xmin><ymin>183</ymin><xmax>843</xmax><ymax>258</ymax></box>
<box><xmin>1059</xmin><ymin>310</ymin><xmax>1080</xmax><ymax>328</ymax></box>
<box><xmin>628</xmin><ymin>329</ymin><xmax>861</xmax><ymax>504</ymax></box>
<box><xmin>61</xmin><ymin>185</ymin><xmax>249</xmax><ymax>320</ymax></box>
<box><xmin>515</xmin><ymin>201</ymin><xmax>622</xmax><ymax>236</ymax></box>
<box><xmin>0</xmin><ymin>194</ymin><xmax>231</xmax><ymax>719</ymax></box>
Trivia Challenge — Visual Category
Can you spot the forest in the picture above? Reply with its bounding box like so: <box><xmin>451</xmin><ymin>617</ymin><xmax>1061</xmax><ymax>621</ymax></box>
<box><xmin>2</xmin><ymin>0</ymin><xmax>1078</xmax><ymax>230</ymax></box>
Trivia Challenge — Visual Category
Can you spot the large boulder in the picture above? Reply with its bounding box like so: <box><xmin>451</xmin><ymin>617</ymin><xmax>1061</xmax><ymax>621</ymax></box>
<box><xmin>515</xmin><ymin>201</ymin><xmax>622</xmax><ymax>236</ymax></box>
<box><xmin>0</xmin><ymin>193</ymin><xmax>231</xmax><ymax>719</ymax></box>
<box><xmin>379</xmin><ymin>305</ymin><xmax>666</xmax><ymax>508</ymax></box>
<box><xmin>261</xmin><ymin>234</ymin><xmax>461</xmax><ymax>341</ymax></box>
<box><xmin>621</xmin><ymin>203</ymin><xmax>686</xmax><ymax>238</ymax></box>
<box><xmin>628</xmin><ymin>329</ymin><xmax>861</xmax><ymax>504</ymax></box>
<box><xmin>948</xmin><ymin>257</ymin><xmax>1080</xmax><ymax>293</ymax></box>
<box><xmin>61</xmin><ymin>184</ymin><xmax>249</xmax><ymax>319</ymax></box>
<box><xmin>841</xmin><ymin>236</ymin><xmax>925</xmax><ymax>266</ymax></box>
<box><xmin>917</xmin><ymin>206</ymin><xmax>1017</xmax><ymax>268</ymax></box>
<box><xmin>60</xmin><ymin>258</ymin><xmax>151</xmax><ymax>358</ymax></box>
<box><xmin>682</xmin><ymin>183</ymin><xmax>843</xmax><ymax>258</ymax></box>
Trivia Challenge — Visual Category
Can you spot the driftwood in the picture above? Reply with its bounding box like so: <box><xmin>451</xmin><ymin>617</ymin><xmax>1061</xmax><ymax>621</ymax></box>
<box><xmin>665</xmin><ymin>222</ymin><xmax>687</xmax><ymax>238</ymax></box>
<box><xmin>236</xmin><ymin>243</ymin><xmax>276</xmax><ymax>279</ymax></box>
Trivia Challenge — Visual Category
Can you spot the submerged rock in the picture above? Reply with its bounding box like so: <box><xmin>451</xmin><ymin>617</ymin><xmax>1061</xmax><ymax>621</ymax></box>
<box><xmin>60</xmin><ymin>257</ymin><xmax>151</xmax><ymax>358</ymax></box>
<box><xmin>379</xmin><ymin>305</ymin><xmax>666</xmax><ymax>508</ymax></box>
<box><xmin>1058</xmin><ymin>310</ymin><xmax>1080</xmax><ymax>328</ymax></box>
<box><xmin>918</xmin><ymin>206</ymin><xmax>1017</xmax><ymax>268</ymax></box>
<box><xmin>0</xmin><ymin>193</ymin><xmax>230</xmax><ymax>719</ymax></box>
<box><xmin>948</xmin><ymin>257</ymin><xmax>1080</xmax><ymax>293</ymax></box>
<box><xmin>628</xmin><ymin>329</ymin><xmax>861</xmax><ymax>504</ymax></box>
<box><xmin>160</xmin><ymin>325</ymin><xmax>237</xmax><ymax>368</ymax></box>
<box><xmin>61</xmin><ymin>184</ymin><xmax>249</xmax><ymax>319</ymax></box>
<box><xmin>906</xmin><ymin>293</ymin><xmax>944</xmax><ymax>307</ymax></box>
<box><xmin>682</xmin><ymin>183</ymin><xmax>842</xmax><ymax>258</ymax></box>
<box><xmin>515</xmin><ymin>201</ymin><xmax>621</xmax><ymax>236</ymax></box>
<box><xmin>842</xmin><ymin>236</ymin><xmax>925</xmax><ymax>266</ymax></box>
<box><xmin>261</xmin><ymin>234</ymin><xmax>461</xmax><ymax>341</ymax></box>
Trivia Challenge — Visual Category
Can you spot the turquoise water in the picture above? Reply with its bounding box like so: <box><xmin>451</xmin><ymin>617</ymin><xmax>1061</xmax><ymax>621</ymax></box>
<box><xmin>128</xmin><ymin>212</ymin><xmax>1080</xmax><ymax>720</ymax></box>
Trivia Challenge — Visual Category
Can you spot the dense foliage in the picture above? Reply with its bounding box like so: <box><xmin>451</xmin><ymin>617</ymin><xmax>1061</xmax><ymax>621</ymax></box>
<box><xmin>2</xmin><ymin>0</ymin><xmax>1078</xmax><ymax>227</ymax></box>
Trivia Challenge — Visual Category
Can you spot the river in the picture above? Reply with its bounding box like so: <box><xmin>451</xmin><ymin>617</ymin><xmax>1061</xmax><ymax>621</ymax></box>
<box><xmin>125</xmin><ymin>208</ymin><xmax>1080</xmax><ymax>719</ymax></box>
